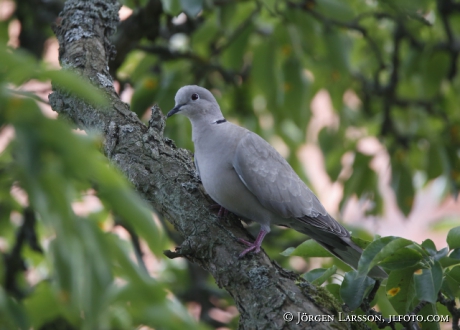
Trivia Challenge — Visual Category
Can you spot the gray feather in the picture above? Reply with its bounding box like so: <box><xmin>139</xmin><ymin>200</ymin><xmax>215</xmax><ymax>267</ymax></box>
<box><xmin>233</xmin><ymin>132</ymin><xmax>329</xmax><ymax>219</ymax></box>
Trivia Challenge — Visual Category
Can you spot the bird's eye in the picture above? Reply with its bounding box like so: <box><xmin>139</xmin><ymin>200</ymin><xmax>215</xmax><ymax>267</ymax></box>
<box><xmin>191</xmin><ymin>93</ymin><xmax>199</xmax><ymax>101</ymax></box>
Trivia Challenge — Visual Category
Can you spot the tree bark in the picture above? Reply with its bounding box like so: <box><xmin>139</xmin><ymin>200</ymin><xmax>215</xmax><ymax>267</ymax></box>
<box><xmin>49</xmin><ymin>1</ymin><xmax>362</xmax><ymax>329</ymax></box>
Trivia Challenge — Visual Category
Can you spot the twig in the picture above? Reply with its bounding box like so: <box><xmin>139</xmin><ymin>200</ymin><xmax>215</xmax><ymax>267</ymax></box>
<box><xmin>438</xmin><ymin>292</ymin><xmax>460</xmax><ymax>330</ymax></box>
<box><xmin>3</xmin><ymin>207</ymin><xmax>42</xmax><ymax>299</ymax></box>
<box><xmin>410</xmin><ymin>300</ymin><xmax>428</xmax><ymax>315</ymax></box>
<box><xmin>138</xmin><ymin>45</ymin><xmax>207</xmax><ymax>64</ymax></box>
<box><xmin>9</xmin><ymin>89</ymin><xmax>50</xmax><ymax>105</ymax></box>
<box><xmin>287</xmin><ymin>1</ymin><xmax>386</xmax><ymax>70</ymax></box>
<box><xmin>212</xmin><ymin>2</ymin><xmax>261</xmax><ymax>56</ymax></box>
<box><xmin>380</xmin><ymin>23</ymin><xmax>404</xmax><ymax>144</ymax></box>
<box><xmin>437</xmin><ymin>0</ymin><xmax>459</xmax><ymax>80</ymax></box>
<box><xmin>114</xmin><ymin>216</ymin><xmax>148</xmax><ymax>273</ymax></box>
<box><xmin>138</xmin><ymin>45</ymin><xmax>242</xmax><ymax>84</ymax></box>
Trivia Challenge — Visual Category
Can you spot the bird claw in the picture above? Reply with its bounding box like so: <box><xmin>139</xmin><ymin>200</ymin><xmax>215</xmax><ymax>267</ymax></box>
<box><xmin>219</xmin><ymin>207</ymin><xmax>229</xmax><ymax>217</ymax></box>
<box><xmin>210</xmin><ymin>203</ymin><xmax>229</xmax><ymax>218</ymax></box>
<box><xmin>237</xmin><ymin>229</ymin><xmax>268</xmax><ymax>258</ymax></box>
<box><xmin>238</xmin><ymin>242</ymin><xmax>261</xmax><ymax>258</ymax></box>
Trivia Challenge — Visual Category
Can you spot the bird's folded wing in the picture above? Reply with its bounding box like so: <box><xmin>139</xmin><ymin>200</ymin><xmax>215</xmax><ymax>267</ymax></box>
<box><xmin>194</xmin><ymin>156</ymin><xmax>200</xmax><ymax>179</ymax></box>
<box><xmin>297</xmin><ymin>214</ymin><xmax>349</xmax><ymax>237</ymax></box>
<box><xmin>233</xmin><ymin>132</ymin><xmax>326</xmax><ymax>218</ymax></box>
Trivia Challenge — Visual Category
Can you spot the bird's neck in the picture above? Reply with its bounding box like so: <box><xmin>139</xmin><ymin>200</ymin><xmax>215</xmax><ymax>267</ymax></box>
<box><xmin>189</xmin><ymin>114</ymin><xmax>226</xmax><ymax>144</ymax></box>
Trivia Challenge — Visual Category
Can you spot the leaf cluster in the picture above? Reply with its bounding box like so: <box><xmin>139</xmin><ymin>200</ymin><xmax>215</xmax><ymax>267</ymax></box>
<box><xmin>282</xmin><ymin>227</ymin><xmax>460</xmax><ymax>329</ymax></box>
<box><xmin>0</xmin><ymin>44</ymin><xmax>201</xmax><ymax>329</ymax></box>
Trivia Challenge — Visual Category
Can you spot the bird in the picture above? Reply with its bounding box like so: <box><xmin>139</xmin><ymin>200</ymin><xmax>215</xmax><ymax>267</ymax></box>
<box><xmin>167</xmin><ymin>85</ymin><xmax>387</xmax><ymax>279</ymax></box>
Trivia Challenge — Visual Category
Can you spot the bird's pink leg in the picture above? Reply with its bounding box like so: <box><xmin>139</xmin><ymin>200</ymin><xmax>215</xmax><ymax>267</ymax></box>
<box><xmin>210</xmin><ymin>204</ymin><xmax>229</xmax><ymax>217</ymax></box>
<box><xmin>238</xmin><ymin>229</ymin><xmax>268</xmax><ymax>258</ymax></box>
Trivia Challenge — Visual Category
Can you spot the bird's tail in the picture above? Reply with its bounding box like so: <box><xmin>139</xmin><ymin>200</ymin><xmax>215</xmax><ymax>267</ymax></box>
<box><xmin>290</xmin><ymin>218</ymin><xmax>388</xmax><ymax>279</ymax></box>
<box><xmin>318</xmin><ymin>235</ymin><xmax>388</xmax><ymax>279</ymax></box>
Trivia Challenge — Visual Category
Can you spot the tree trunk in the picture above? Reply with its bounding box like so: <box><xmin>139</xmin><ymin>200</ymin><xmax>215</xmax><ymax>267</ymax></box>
<box><xmin>48</xmin><ymin>1</ymin><xmax>362</xmax><ymax>329</ymax></box>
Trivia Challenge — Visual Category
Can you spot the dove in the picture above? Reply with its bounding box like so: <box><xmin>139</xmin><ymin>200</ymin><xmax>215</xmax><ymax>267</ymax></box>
<box><xmin>167</xmin><ymin>85</ymin><xmax>387</xmax><ymax>279</ymax></box>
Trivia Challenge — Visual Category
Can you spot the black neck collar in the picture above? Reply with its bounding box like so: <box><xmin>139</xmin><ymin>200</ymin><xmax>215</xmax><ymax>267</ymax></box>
<box><xmin>214</xmin><ymin>118</ymin><xmax>227</xmax><ymax>124</ymax></box>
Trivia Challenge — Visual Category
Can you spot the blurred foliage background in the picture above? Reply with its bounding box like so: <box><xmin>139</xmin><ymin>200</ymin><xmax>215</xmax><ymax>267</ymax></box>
<box><xmin>1</xmin><ymin>0</ymin><xmax>460</xmax><ymax>329</ymax></box>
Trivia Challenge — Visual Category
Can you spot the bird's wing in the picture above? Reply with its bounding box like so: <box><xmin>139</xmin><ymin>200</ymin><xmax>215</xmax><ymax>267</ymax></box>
<box><xmin>233</xmin><ymin>131</ymin><xmax>348</xmax><ymax>236</ymax></box>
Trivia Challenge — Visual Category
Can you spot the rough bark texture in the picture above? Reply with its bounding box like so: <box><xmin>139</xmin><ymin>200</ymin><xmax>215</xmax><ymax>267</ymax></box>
<box><xmin>49</xmin><ymin>1</ymin><xmax>364</xmax><ymax>329</ymax></box>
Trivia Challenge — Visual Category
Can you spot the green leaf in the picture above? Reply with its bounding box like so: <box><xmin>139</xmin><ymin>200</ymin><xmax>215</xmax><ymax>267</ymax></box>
<box><xmin>325</xmin><ymin>283</ymin><xmax>341</xmax><ymax>302</ymax></box>
<box><xmin>439</xmin><ymin>255</ymin><xmax>460</xmax><ymax>268</ymax></box>
<box><xmin>131</xmin><ymin>76</ymin><xmax>159</xmax><ymax>117</ymax></box>
<box><xmin>285</xmin><ymin>8</ymin><xmax>317</xmax><ymax>52</ymax></box>
<box><xmin>41</xmin><ymin>70</ymin><xmax>107</xmax><ymax>107</ymax></box>
<box><xmin>448</xmin><ymin>265</ymin><xmax>460</xmax><ymax>283</ymax></box>
<box><xmin>426</xmin><ymin>141</ymin><xmax>444</xmax><ymax>180</ymax></box>
<box><xmin>421</xmin><ymin>51</ymin><xmax>450</xmax><ymax>98</ymax></box>
<box><xmin>109</xmin><ymin>234</ymin><xmax>151</xmax><ymax>281</ymax></box>
<box><xmin>0</xmin><ymin>47</ymin><xmax>38</xmax><ymax>85</ymax></box>
<box><xmin>0</xmin><ymin>287</ymin><xmax>29</xmax><ymax>330</ymax></box>
<box><xmin>180</xmin><ymin>0</ymin><xmax>203</xmax><ymax>17</ymax></box>
<box><xmin>280</xmin><ymin>247</ymin><xmax>295</xmax><ymax>256</ymax></box>
<box><xmin>421</xmin><ymin>239</ymin><xmax>437</xmax><ymax>256</ymax></box>
<box><xmin>413</xmin><ymin>261</ymin><xmax>443</xmax><ymax>304</ymax></box>
<box><xmin>447</xmin><ymin>226</ymin><xmax>460</xmax><ymax>250</ymax></box>
<box><xmin>323</xmin><ymin>30</ymin><xmax>350</xmax><ymax>75</ymax></box>
<box><xmin>280</xmin><ymin>119</ymin><xmax>303</xmax><ymax>143</ymax></box>
<box><xmin>221</xmin><ymin>22</ymin><xmax>253</xmax><ymax>70</ymax></box>
<box><xmin>97</xmin><ymin>176</ymin><xmax>166</xmax><ymax>256</ymax></box>
<box><xmin>191</xmin><ymin>16</ymin><xmax>219</xmax><ymax>57</ymax></box>
<box><xmin>434</xmin><ymin>248</ymin><xmax>449</xmax><ymax>261</ymax></box>
<box><xmin>160</xmin><ymin>0</ymin><xmax>181</xmax><ymax>15</ymax></box>
<box><xmin>443</xmin><ymin>265</ymin><xmax>460</xmax><ymax>299</ymax></box>
<box><xmin>121</xmin><ymin>0</ymin><xmax>149</xmax><ymax>8</ymax></box>
<box><xmin>350</xmin><ymin>236</ymin><xmax>372</xmax><ymax>250</ymax></box>
<box><xmin>252</xmin><ymin>38</ymin><xmax>279</xmax><ymax>107</ymax></box>
<box><xmin>286</xmin><ymin>239</ymin><xmax>334</xmax><ymax>258</ymax></box>
<box><xmin>450</xmin><ymin>248</ymin><xmax>460</xmax><ymax>259</ymax></box>
<box><xmin>315</xmin><ymin>0</ymin><xmax>355</xmax><ymax>21</ymax></box>
<box><xmin>218</xmin><ymin>2</ymin><xmax>237</xmax><ymax>29</ymax></box>
<box><xmin>129</xmin><ymin>53</ymin><xmax>158</xmax><ymax>83</ymax></box>
<box><xmin>358</xmin><ymin>236</ymin><xmax>413</xmax><ymax>276</ymax></box>
<box><xmin>318</xmin><ymin>128</ymin><xmax>344</xmax><ymax>181</ymax></box>
<box><xmin>391</xmin><ymin>156</ymin><xmax>415</xmax><ymax>216</ymax></box>
<box><xmin>379</xmin><ymin>247</ymin><xmax>424</xmax><ymax>271</ymax></box>
<box><xmin>386</xmin><ymin>268</ymin><xmax>417</xmax><ymax>314</ymax></box>
<box><xmin>340</xmin><ymin>270</ymin><xmax>375</xmax><ymax>310</ymax></box>
<box><xmin>303</xmin><ymin>266</ymin><xmax>337</xmax><ymax>285</ymax></box>
<box><xmin>23</xmin><ymin>282</ymin><xmax>61</xmax><ymax>329</ymax></box>
<box><xmin>0</xmin><ymin>47</ymin><xmax>104</xmax><ymax>106</ymax></box>
<box><xmin>418</xmin><ymin>303</ymin><xmax>441</xmax><ymax>330</ymax></box>
<box><xmin>343</xmin><ymin>152</ymin><xmax>378</xmax><ymax>198</ymax></box>
<box><xmin>281</xmin><ymin>56</ymin><xmax>310</xmax><ymax>127</ymax></box>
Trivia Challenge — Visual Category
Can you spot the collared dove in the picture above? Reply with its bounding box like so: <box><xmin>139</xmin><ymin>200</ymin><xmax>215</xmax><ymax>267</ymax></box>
<box><xmin>167</xmin><ymin>85</ymin><xmax>387</xmax><ymax>279</ymax></box>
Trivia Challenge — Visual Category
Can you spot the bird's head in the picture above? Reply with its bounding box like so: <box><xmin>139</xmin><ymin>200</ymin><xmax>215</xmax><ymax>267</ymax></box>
<box><xmin>167</xmin><ymin>85</ymin><xmax>222</xmax><ymax>121</ymax></box>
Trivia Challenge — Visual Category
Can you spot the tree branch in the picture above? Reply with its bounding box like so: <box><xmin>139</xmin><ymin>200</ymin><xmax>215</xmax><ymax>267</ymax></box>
<box><xmin>109</xmin><ymin>0</ymin><xmax>163</xmax><ymax>76</ymax></box>
<box><xmin>48</xmin><ymin>0</ymin><xmax>363</xmax><ymax>328</ymax></box>
<box><xmin>137</xmin><ymin>45</ymin><xmax>242</xmax><ymax>84</ymax></box>
<box><xmin>438</xmin><ymin>292</ymin><xmax>460</xmax><ymax>330</ymax></box>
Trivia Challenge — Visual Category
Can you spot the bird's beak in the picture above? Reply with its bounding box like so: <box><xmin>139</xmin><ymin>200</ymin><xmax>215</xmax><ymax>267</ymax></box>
<box><xmin>167</xmin><ymin>104</ymin><xmax>184</xmax><ymax>118</ymax></box>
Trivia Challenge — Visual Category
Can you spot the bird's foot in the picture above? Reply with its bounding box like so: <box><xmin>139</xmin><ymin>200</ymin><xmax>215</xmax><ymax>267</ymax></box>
<box><xmin>238</xmin><ymin>240</ymin><xmax>261</xmax><ymax>257</ymax></box>
<box><xmin>210</xmin><ymin>203</ymin><xmax>229</xmax><ymax>217</ymax></box>
<box><xmin>238</xmin><ymin>229</ymin><xmax>268</xmax><ymax>258</ymax></box>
